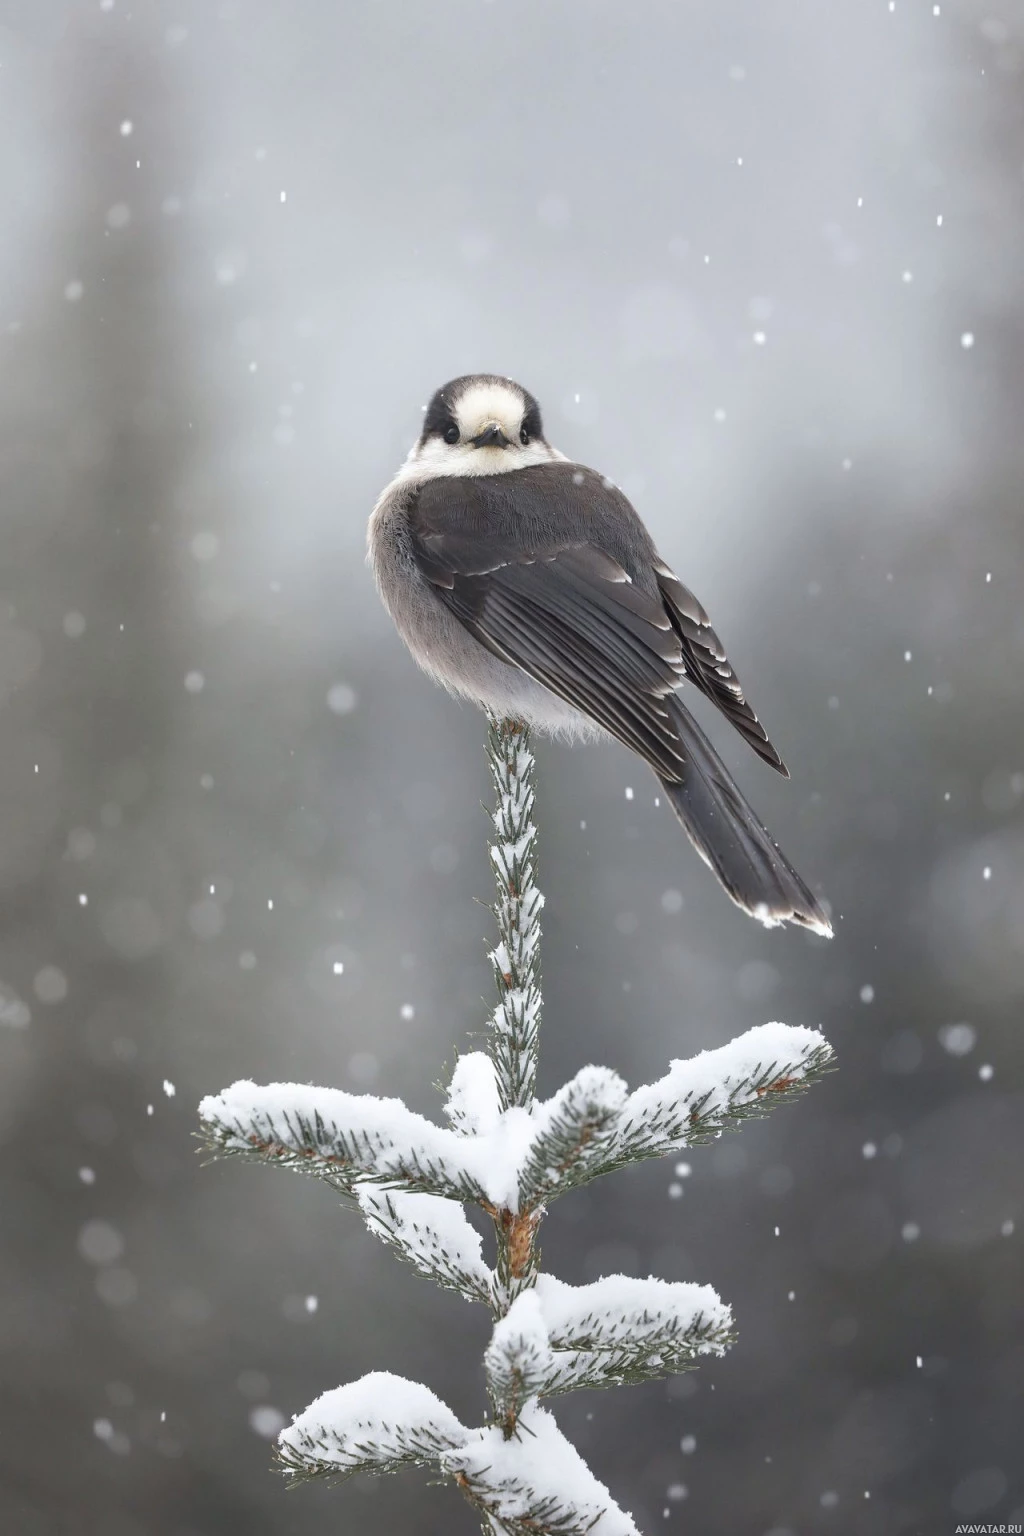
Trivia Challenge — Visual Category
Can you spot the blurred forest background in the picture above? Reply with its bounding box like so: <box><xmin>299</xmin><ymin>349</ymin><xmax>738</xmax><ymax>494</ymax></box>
<box><xmin>1</xmin><ymin>2</ymin><xmax>1022</xmax><ymax>1533</ymax></box>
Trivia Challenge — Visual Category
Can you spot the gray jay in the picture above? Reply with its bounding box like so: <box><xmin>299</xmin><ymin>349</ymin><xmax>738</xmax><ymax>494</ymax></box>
<box><xmin>368</xmin><ymin>374</ymin><xmax>831</xmax><ymax>936</ymax></box>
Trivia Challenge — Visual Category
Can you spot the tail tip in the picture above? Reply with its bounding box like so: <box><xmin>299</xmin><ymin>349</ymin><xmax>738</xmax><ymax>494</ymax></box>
<box><xmin>753</xmin><ymin>900</ymin><xmax>833</xmax><ymax>939</ymax></box>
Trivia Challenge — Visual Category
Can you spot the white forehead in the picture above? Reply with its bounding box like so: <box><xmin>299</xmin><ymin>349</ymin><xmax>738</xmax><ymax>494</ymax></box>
<box><xmin>452</xmin><ymin>380</ymin><xmax>525</xmax><ymax>431</ymax></box>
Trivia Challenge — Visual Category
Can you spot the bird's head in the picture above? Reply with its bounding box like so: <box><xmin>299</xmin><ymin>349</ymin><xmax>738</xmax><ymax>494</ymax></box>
<box><xmin>402</xmin><ymin>375</ymin><xmax>563</xmax><ymax>479</ymax></box>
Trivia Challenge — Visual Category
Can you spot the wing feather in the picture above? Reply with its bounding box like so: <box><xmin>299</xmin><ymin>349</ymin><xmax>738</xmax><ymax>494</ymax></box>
<box><xmin>408</xmin><ymin>466</ymin><xmax>785</xmax><ymax>780</ymax></box>
<box><xmin>654</xmin><ymin>563</ymin><xmax>788</xmax><ymax>775</ymax></box>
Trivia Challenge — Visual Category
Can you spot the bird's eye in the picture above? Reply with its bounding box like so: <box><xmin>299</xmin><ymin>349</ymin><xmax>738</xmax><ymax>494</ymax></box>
<box><xmin>519</xmin><ymin>428</ymin><xmax>530</xmax><ymax>446</ymax></box>
<box><xmin>443</xmin><ymin>423</ymin><xmax>460</xmax><ymax>445</ymax></box>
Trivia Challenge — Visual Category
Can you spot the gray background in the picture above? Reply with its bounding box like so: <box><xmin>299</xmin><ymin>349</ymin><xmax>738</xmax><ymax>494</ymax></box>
<box><xmin>1</xmin><ymin>1</ymin><xmax>1022</xmax><ymax>1533</ymax></box>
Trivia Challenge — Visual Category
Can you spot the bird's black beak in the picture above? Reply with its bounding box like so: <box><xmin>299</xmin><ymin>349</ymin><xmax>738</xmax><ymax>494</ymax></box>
<box><xmin>470</xmin><ymin>423</ymin><xmax>511</xmax><ymax>449</ymax></box>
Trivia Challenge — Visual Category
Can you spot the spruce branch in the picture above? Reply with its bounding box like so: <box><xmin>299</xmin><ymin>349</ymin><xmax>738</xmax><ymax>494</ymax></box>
<box><xmin>197</xmin><ymin>1080</ymin><xmax>491</xmax><ymax>1204</ymax></box>
<box><xmin>507</xmin><ymin>1029</ymin><xmax>833</xmax><ymax>1212</ymax></box>
<box><xmin>596</xmin><ymin>1026</ymin><xmax>835</xmax><ymax>1175</ymax></box>
<box><xmin>485</xmin><ymin>715</ymin><xmax>544</xmax><ymax>1114</ymax></box>
<box><xmin>536</xmin><ymin>1273</ymin><xmax>732</xmax><ymax>1357</ymax></box>
<box><xmin>529</xmin><ymin>1273</ymin><xmax>734</xmax><ymax>1395</ymax></box>
<box><xmin>514</xmin><ymin>1066</ymin><xmax>628</xmax><ymax>1208</ymax></box>
<box><xmin>276</xmin><ymin>1371</ymin><xmax>468</xmax><ymax>1485</ymax></box>
<box><xmin>356</xmin><ymin>1185</ymin><xmax>494</xmax><ymax>1306</ymax></box>
<box><xmin>485</xmin><ymin>717</ymin><xmax>545</xmax><ymax>1314</ymax></box>
<box><xmin>484</xmin><ymin>1278</ymin><xmax>734</xmax><ymax>1405</ymax></box>
<box><xmin>485</xmin><ymin>1291</ymin><xmax>557</xmax><ymax>1431</ymax></box>
<box><xmin>447</xmin><ymin>1402</ymin><xmax>641</xmax><ymax>1536</ymax></box>
<box><xmin>278</xmin><ymin>1377</ymin><xmax>639</xmax><ymax>1535</ymax></box>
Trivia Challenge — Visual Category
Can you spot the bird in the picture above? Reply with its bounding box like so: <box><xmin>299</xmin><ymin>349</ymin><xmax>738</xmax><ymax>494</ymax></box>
<box><xmin>368</xmin><ymin>373</ymin><xmax>831</xmax><ymax>936</ymax></box>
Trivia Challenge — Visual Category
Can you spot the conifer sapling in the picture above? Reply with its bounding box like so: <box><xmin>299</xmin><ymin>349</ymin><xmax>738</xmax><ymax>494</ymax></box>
<box><xmin>199</xmin><ymin>717</ymin><xmax>834</xmax><ymax>1534</ymax></box>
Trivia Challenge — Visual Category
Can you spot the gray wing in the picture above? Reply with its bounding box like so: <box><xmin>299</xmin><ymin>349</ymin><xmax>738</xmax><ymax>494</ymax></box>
<box><xmin>653</xmin><ymin>563</ymin><xmax>787</xmax><ymax>775</ymax></box>
<box><xmin>409</xmin><ymin>464</ymin><xmax>784</xmax><ymax>778</ymax></box>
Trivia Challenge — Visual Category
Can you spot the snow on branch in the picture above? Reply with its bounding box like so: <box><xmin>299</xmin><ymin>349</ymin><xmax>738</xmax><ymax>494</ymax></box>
<box><xmin>536</xmin><ymin>1272</ymin><xmax>731</xmax><ymax>1354</ymax></box>
<box><xmin>279</xmin><ymin>1377</ymin><xmax>640</xmax><ymax>1535</ymax></box>
<box><xmin>355</xmin><ymin>1184</ymin><xmax>493</xmax><ymax>1306</ymax></box>
<box><xmin>449</xmin><ymin>1402</ymin><xmax>640</xmax><ymax>1536</ymax></box>
<box><xmin>485</xmin><ymin>1277</ymin><xmax>733</xmax><ymax>1406</ymax></box>
<box><xmin>197</xmin><ymin>1079</ymin><xmax>491</xmax><ymax>1204</ymax></box>
<box><xmin>512</xmin><ymin>1022</ymin><xmax>833</xmax><ymax>1208</ymax></box>
<box><xmin>531</xmin><ymin>1272</ymin><xmax>733</xmax><ymax>1393</ymax></box>
<box><xmin>515</xmin><ymin>1065</ymin><xmax>628</xmax><ymax>1206</ymax></box>
<box><xmin>606</xmin><ymin>1021</ymin><xmax>833</xmax><ymax>1166</ymax></box>
<box><xmin>485</xmin><ymin>1290</ymin><xmax>557</xmax><ymax>1429</ymax></box>
<box><xmin>277</xmin><ymin>1371</ymin><xmax>468</xmax><ymax>1484</ymax></box>
<box><xmin>444</xmin><ymin>1051</ymin><xmax>502</xmax><ymax>1137</ymax></box>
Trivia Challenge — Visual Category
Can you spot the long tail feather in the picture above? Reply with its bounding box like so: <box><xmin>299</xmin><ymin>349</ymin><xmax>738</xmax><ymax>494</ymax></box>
<box><xmin>659</xmin><ymin>699</ymin><xmax>832</xmax><ymax>936</ymax></box>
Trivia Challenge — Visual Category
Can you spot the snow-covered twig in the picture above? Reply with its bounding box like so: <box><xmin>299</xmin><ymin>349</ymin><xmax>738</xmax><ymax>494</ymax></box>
<box><xmin>198</xmin><ymin>717</ymin><xmax>835</xmax><ymax>1534</ymax></box>
<box><xmin>485</xmin><ymin>716</ymin><xmax>544</xmax><ymax>1116</ymax></box>
<box><xmin>355</xmin><ymin>1185</ymin><xmax>494</xmax><ymax>1306</ymax></box>
<box><xmin>282</xmin><ymin>1381</ymin><xmax>639</xmax><ymax>1535</ymax></box>
<box><xmin>277</xmin><ymin>1371</ymin><xmax>467</xmax><ymax>1484</ymax></box>
<box><xmin>483</xmin><ymin>1272</ymin><xmax>736</xmax><ymax>1421</ymax></box>
<box><xmin>526</xmin><ymin>1024</ymin><xmax>834</xmax><ymax>1201</ymax></box>
<box><xmin>198</xmin><ymin>1078</ymin><xmax>491</xmax><ymax>1203</ymax></box>
<box><xmin>483</xmin><ymin>716</ymin><xmax>546</xmax><ymax>1314</ymax></box>
<box><xmin>448</xmin><ymin>1402</ymin><xmax>641</xmax><ymax>1536</ymax></box>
